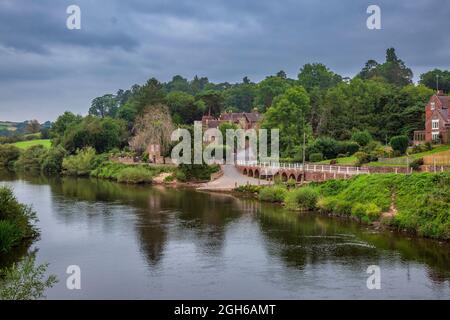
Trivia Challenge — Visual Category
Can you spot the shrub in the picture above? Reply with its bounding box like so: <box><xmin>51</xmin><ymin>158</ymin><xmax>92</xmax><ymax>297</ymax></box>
<box><xmin>41</xmin><ymin>146</ymin><xmax>67</xmax><ymax>175</ymax></box>
<box><xmin>354</xmin><ymin>151</ymin><xmax>370</xmax><ymax>166</ymax></box>
<box><xmin>0</xmin><ymin>145</ymin><xmax>21</xmax><ymax>168</ymax></box>
<box><xmin>0</xmin><ymin>187</ymin><xmax>37</xmax><ymax>253</ymax></box>
<box><xmin>286</xmin><ymin>178</ymin><xmax>297</xmax><ymax>189</ymax></box>
<box><xmin>116</xmin><ymin>167</ymin><xmax>154</xmax><ymax>184</ymax></box>
<box><xmin>334</xmin><ymin>200</ymin><xmax>353</xmax><ymax>215</ymax></box>
<box><xmin>285</xmin><ymin>187</ymin><xmax>319</xmax><ymax>211</ymax></box>
<box><xmin>309</xmin><ymin>152</ymin><xmax>324</xmax><ymax>162</ymax></box>
<box><xmin>62</xmin><ymin>147</ymin><xmax>96</xmax><ymax>176</ymax></box>
<box><xmin>351</xmin><ymin>130</ymin><xmax>373</xmax><ymax>146</ymax></box>
<box><xmin>258</xmin><ymin>185</ymin><xmax>287</xmax><ymax>203</ymax></box>
<box><xmin>351</xmin><ymin>203</ymin><xmax>366</xmax><ymax>219</ymax></box>
<box><xmin>0</xmin><ymin>220</ymin><xmax>22</xmax><ymax>253</ymax></box>
<box><xmin>14</xmin><ymin>145</ymin><xmax>47</xmax><ymax>172</ymax></box>
<box><xmin>336</xmin><ymin>141</ymin><xmax>360</xmax><ymax>156</ymax></box>
<box><xmin>234</xmin><ymin>185</ymin><xmax>261</xmax><ymax>193</ymax></box>
<box><xmin>410</xmin><ymin>158</ymin><xmax>424</xmax><ymax>171</ymax></box>
<box><xmin>177</xmin><ymin>164</ymin><xmax>220</xmax><ymax>182</ymax></box>
<box><xmin>390</xmin><ymin>135</ymin><xmax>409</xmax><ymax>155</ymax></box>
<box><xmin>365</xmin><ymin>203</ymin><xmax>381</xmax><ymax>221</ymax></box>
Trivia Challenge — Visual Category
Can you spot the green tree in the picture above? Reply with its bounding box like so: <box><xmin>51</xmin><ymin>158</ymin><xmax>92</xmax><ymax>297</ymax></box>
<box><xmin>89</xmin><ymin>94</ymin><xmax>118</xmax><ymax>118</ymax></box>
<box><xmin>390</xmin><ymin>135</ymin><xmax>409</xmax><ymax>155</ymax></box>
<box><xmin>262</xmin><ymin>86</ymin><xmax>312</xmax><ymax>158</ymax></box>
<box><xmin>298</xmin><ymin>63</ymin><xmax>342</xmax><ymax>92</ymax></box>
<box><xmin>256</xmin><ymin>75</ymin><xmax>292</xmax><ymax>112</ymax></box>
<box><xmin>165</xmin><ymin>91</ymin><xmax>204</xmax><ymax>124</ymax></box>
<box><xmin>419</xmin><ymin>69</ymin><xmax>450</xmax><ymax>93</ymax></box>
<box><xmin>196</xmin><ymin>90</ymin><xmax>224</xmax><ymax>117</ymax></box>
<box><xmin>62</xmin><ymin>116</ymin><xmax>127</xmax><ymax>154</ymax></box>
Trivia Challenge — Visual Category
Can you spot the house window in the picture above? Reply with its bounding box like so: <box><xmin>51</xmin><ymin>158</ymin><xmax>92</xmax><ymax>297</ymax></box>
<box><xmin>432</xmin><ymin>119</ymin><xmax>439</xmax><ymax>129</ymax></box>
<box><xmin>432</xmin><ymin>132</ymin><xmax>440</xmax><ymax>141</ymax></box>
<box><xmin>431</xmin><ymin>102</ymin><xmax>435</xmax><ymax>110</ymax></box>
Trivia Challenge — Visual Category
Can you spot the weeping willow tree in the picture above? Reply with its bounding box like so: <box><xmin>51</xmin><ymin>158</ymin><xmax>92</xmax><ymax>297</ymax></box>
<box><xmin>129</xmin><ymin>104</ymin><xmax>175</xmax><ymax>156</ymax></box>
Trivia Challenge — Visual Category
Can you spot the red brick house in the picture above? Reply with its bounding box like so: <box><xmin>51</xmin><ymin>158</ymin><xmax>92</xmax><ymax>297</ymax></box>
<box><xmin>414</xmin><ymin>90</ymin><xmax>450</xmax><ymax>144</ymax></box>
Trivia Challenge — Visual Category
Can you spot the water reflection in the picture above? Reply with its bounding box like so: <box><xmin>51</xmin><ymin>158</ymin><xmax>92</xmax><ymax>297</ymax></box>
<box><xmin>0</xmin><ymin>171</ymin><xmax>449</xmax><ymax>298</ymax></box>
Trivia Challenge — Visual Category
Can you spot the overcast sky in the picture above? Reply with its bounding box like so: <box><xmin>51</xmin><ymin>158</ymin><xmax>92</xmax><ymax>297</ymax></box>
<box><xmin>0</xmin><ymin>0</ymin><xmax>449</xmax><ymax>122</ymax></box>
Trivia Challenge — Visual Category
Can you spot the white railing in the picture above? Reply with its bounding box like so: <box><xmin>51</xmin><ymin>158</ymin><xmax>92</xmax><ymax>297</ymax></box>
<box><xmin>235</xmin><ymin>160</ymin><xmax>369</xmax><ymax>175</ymax></box>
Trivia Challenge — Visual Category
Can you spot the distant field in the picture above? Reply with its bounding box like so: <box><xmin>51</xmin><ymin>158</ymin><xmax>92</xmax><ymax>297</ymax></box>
<box><xmin>13</xmin><ymin>139</ymin><xmax>51</xmax><ymax>149</ymax></box>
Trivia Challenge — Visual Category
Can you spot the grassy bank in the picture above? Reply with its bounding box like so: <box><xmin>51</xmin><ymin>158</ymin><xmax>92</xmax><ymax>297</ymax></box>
<box><xmin>236</xmin><ymin>172</ymin><xmax>450</xmax><ymax>240</ymax></box>
<box><xmin>0</xmin><ymin>187</ymin><xmax>38</xmax><ymax>253</ymax></box>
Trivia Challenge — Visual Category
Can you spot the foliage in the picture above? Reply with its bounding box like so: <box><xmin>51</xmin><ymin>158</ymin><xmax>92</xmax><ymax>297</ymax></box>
<box><xmin>41</xmin><ymin>146</ymin><xmax>67</xmax><ymax>175</ymax></box>
<box><xmin>62</xmin><ymin>147</ymin><xmax>97</xmax><ymax>176</ymax></box>
<box><xmin>285</xmin><ymin>187</ymin><xmax>319</xmax><ymax>211</ymax></box>
<box><xmin>256</xmin><ymin>75</ymin><xmax>292</xmax><ymax>112</ymax></box>
<box><xmin>14</xmin><ymin>145</ymin><xmax>47</xmax><ymax>172</ymax></box>
<box><xmin>298</xmin><ymin>63</ymin><xmax>342</xmax><ymax>92</ymax></box>
<box><xmin>129</xmin><ymin>104</ymin><xmax>175</xmax><ymax>155</ymax></box>
<box><xmin>358</xmin><ymin>48</ymin><xmax>413</xmax><ymax>87</ymax></box>
<box><xmin>0</xmin><ymin>254</ymin><xmax>57</xmax><ymax>300</ymax></box>
<box><xmin>234</xmin><ymin>184</ymin><xmax>262</xmax><ymax>194</ymax></box>
<box><xmin>0</xmin><ymin>187</ymin><xmax>37</xmax><ymax>253</ymax></box>
<box><xmin>0</xmin><ymin>145</ymin><xmax>21</xmax><ymax>168</ymax></box>
<box><xmin>351</xmin><ymin>130</ymin><xmax>373</xmax><ymax>146</ymax></box>
<box><xmin>61</xmin><ymin>116</ymin><xmax>127</xmax><ymax>154</ymax></box>
<box><xmin>390</xmin><ymin>135</ymin><xmax>409</xmax><ymax>155</ymax></box>
<box><xmin>258</xmin><ymin>185</ymin><xmax>287</xmax><ymax>203</ymax></box>
<box><xmin>409</xmin><ymin>158</ymin><xmax>424</xmax><ymax>171</ymax></box>
<box><xmin>309</xmin><ymin>152</ymin><xmax>323</xmax><ymax>162</ymax></box>
<box><xmin>262</xmin><ymin>86</ymin><xmax>312</xmax><ymax>158</ymax></box>
<box><xmin>116</xmin><ymin>167</ymin><xmax>155</xmax><ymax>184</ymax></box>
<box><xmin>420</xmin><ymin>69</ymin><xmax>450</xmax><ymax>93</ymax></box>
<box><xmin>176</xmin><ymin>164</ymin><xmax>220</xmax><ymax>182</ymax></box>
<box><xmin>89</xmin><ymin>94</ymin><xmax>118</xmax><ymax>118</ymax></box>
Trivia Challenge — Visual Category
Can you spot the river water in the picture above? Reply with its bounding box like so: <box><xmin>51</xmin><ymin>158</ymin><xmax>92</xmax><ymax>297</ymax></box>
<box><xmin>0</xmin><ymin>172</ymin><xmax>449</xmax><ymax>299</ymax></box>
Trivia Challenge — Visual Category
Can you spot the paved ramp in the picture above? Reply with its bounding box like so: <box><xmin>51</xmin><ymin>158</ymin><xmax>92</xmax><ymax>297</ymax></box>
<box><xmin>198</xmin><ymin>165</ymin><xmax>270</xmax><ymax>191</ymax></box>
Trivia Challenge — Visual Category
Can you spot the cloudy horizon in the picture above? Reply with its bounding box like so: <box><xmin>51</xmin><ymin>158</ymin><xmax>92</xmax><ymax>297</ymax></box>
<box><xmin>0</xmin><ymin>0</ymin><xmax>449</xmax><ymax>122</ymax></box>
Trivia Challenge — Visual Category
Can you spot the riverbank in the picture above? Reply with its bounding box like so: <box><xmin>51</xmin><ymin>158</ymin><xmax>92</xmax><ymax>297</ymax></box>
<box><xmin>0</xmin><ymin>186</ymin><xmax>38</xmax><ymax>253</ymax></box>
<box><xmin>234</xmin><ymin>171</ymin><xmax>450</xmax><ymax>241</ymax></box>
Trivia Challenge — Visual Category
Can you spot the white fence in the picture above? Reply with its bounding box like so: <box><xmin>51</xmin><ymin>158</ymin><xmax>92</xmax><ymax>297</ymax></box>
<box><xmin>236</xmin><ymin>161</ymin><xmax>369</xmax><ymax>175</ymax></box>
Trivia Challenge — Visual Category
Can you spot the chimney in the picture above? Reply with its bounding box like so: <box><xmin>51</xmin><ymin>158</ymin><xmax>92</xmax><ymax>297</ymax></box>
<box><xmin>437</xmin><ymin>90</ymin><xmax>444</xmax><ymax>95</ymax></box>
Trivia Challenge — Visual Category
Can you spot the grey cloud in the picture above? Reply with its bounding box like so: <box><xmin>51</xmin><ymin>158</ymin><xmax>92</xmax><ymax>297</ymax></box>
<box><xmin>0</xmin><ymin>0</ymin><xmax>449</xmax><ymax>122</ymax></box>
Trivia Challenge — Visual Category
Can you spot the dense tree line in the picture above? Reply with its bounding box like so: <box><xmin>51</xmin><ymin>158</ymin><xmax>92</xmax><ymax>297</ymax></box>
<box><xmin>42</xmin><ymin>48</ymin><xmax>448</xmax><ymax>161</ymax></box>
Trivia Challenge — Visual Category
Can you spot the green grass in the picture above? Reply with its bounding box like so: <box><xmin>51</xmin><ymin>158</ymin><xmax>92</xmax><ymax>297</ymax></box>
<box><xmin>12</xmin><ymin>139</ymin><xmax>51</xmax><ymax>150</ymax></box>
<box><xmin>317</xmin><ymin>156</ymin><xmax>357</xmax><ymax>165</ymax></box>
<box><xmin>317</xmin><ymin>145</ymin><xmax>450</xmax><ymax>167</ymax></box>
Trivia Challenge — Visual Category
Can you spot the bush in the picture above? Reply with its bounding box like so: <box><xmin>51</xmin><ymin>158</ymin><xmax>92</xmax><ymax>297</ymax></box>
<box><xmin>0</xmin><ymin>220</ymin><xmax>22</xmax><ymax>253</ymax></box>
<box><xmin>354</xmin><ymin>151</ymin><xmax>370</xmax><ymax>166</ymax></box>
<box><xmin>410</xmin><ymin>158</ymin><xmax>424</xmax><ymax>171</ymax></box>
<box><xmin>285</xmin><ymin>187</ymin><xmax>319</xmax><ymax>211</ymax></box>
<box><xmin>258</xmin><ymin>185</ymin><xmax>287</xmax><ymax>203</ymax></box>
<box><xmin>14</xmin><ymin>145</ymin><xmax>47</xmax><ymax>172</ymax></box>
<box><xmin>177</xmin><ymin>164</ymin><xmax>220</xmax><ymax>182</ymax></box>
<box><xmin>0</xmin><ymin>145</ymin><xmax>21</xmax><ymax>168</ymax></box>
<box><xmin>116</xmin><ymin>167</ymin><xmax>154</xmax><ymax>184</ymax></box>
<box><xmin>390</xmin><ymin>135</ymin><xmax>409</xmax><ymax>155</ymax></box>
<box><xmin>336</xmin><ymin>141</ymin><xmax>360</xmax><ymax>156</ymax></box>
<box><xmin>41</xmin><ymin>146</ymin><xmax>67</xmax><ymax>175</ymax></box>
<box><xmin>309</xmin><ymin>152</ymin><xmax>324</xmax><ymax>162</ymax></box>
<box><xmin>365</xmin><ymin>203</ymin><xmax>381</xmax><ymax>221</ymax></box>
<box><xmin>62</xmin><ymin>147</ymin><xmax>97</xmax><ymax>176</ymax></box>
<box><xmin>351</xmin><ymin>203</ymin><xmax>366</xmax><ymax>219</ymax></box>
<box><xmin>351</xmin><ymin>130</ymin><xmax>373</xmax><ymax>146</ymax></box>
<box><xmin>286</xmin><ymin>178</ymin><xmax>297</xmax><ymax>189</ymax></box>
<box><xmin>0</xmin><ymin>187</ymin><xmax>37</xmax><ymax>253</ymax></box>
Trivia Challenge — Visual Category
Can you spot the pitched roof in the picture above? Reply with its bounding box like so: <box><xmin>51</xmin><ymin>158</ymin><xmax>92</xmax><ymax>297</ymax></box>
<box><xmin>437</xmin><ymin>95</ymin><xmax>449</xmax><ymax>109</ymax></box>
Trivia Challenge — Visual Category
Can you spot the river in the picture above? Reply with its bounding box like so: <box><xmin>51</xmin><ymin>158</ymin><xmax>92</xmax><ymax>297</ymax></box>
<box><xmin>0</xmin><ymin>172</ymin><xmax>449</xmax><ymax>299</ymax></box>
